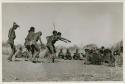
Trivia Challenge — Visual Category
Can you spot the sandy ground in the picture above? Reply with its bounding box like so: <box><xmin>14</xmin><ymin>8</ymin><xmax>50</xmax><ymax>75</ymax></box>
<box><xmin>2</xmin><ymin>53</ymin><xmax>123</xmax><ymax>82</ymax></box>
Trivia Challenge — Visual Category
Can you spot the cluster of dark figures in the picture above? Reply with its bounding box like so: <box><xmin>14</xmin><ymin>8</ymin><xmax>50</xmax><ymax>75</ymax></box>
<box><xmin>7</xmin><ymin>22</ymin><xmax>71</xmax><ymax>63</ymax></box>
<box><xmin>58</xmin><ymin>49</ymin><xmax>81</xmax><ymax>60</ymax></box>
<box><xmin>57</xmin><ymin>46</ymin><xmax>123</xmax><ymax>67</ymax></box>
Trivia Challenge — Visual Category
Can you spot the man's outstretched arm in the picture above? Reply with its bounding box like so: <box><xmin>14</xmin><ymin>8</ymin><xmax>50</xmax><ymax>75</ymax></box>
<box><xmin>59</xmin><ymin>37</ymin><xmax>71</xmax><ymax>43</ymax></box>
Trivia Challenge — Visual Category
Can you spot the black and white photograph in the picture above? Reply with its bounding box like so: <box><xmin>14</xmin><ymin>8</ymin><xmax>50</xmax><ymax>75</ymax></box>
<box><xmin>2</xmin><ymin>2</ymin><xmax>123</xmax><ymax>82</ymax></box>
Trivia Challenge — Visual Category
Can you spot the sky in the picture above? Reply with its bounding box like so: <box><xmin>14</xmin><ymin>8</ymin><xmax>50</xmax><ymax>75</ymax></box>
<box><xmin>2</xmin><ymin>2</ymin><xmax>123</xmax><ymax>48</ymax></box>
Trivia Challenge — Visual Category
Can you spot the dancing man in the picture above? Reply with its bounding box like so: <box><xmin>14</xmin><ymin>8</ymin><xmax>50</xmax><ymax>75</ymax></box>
<box><xmin>7</xmin><ymin>22</ymin><xmax>20</xmax><ymax>61</ymax></box>
<box><xmin>46</xmin><ymin>30</ymin><xmax>71</xmax><ymax>63</ymax></box>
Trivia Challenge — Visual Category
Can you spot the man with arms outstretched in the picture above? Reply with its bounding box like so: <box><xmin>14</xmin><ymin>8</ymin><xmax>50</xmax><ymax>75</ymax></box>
<box><xmin>46</xmin><ymin>31</ymin><xmax>71</xmax><ymax>63</ymax></box>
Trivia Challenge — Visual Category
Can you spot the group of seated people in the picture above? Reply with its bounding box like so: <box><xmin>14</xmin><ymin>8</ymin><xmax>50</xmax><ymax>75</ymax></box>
<box><xmin>58</xmin><ymin>46</ymin><xmax>123</xmax><ymax>66</ymax></box>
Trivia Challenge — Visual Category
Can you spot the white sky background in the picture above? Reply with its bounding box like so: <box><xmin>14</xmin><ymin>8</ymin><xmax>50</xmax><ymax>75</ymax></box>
<box><xmin>2</xmin><ymin>2</ymin><xmax>123</xmax><ymax>48</ymax></box>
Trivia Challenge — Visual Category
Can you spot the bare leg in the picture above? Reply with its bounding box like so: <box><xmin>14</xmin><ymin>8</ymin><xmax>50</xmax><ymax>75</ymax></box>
<box><xmin>52</xmin><ymin>54</ymin><xmax>54</xmax><ymax>63</ymax></box>
<box><xmin>32</xmin><ymin>51</ymin><xmax>39</xmax><ymax>63</ymax></box>
<box><xmin>53</xmin><ymin>53</ymin><xmax>56</xmax><ymax>63</ymax></box>
<box><xmin>32</xmin><ymin>46</ymin><xmax>40</xmax><ymax>63</ymax></box>
<box><xmin>48</xmin><ymin>54</ymin><xmax>52</xmax><ymax>63</ymax></box>
<box><xmin>24</xmin><ymin>50</ymin><xmax>27</xmax><ymax>61</ymax></box>
<box><xmin>8</xmin><ymin>43</ymin><xmax>16</xmax><ymax>61</ymax></box>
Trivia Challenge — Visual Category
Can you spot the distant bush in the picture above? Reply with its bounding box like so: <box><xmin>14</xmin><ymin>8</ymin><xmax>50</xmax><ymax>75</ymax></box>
<box><xmin>2</xmin><ymin>41</ymin><xmax>10</xmax><ymax>55</ymax></box>
<box><xmin>83</xmin><ymin>44</ymin><xmax>98</xmax><ymax>50</ymax></box>
<box><xmin>2</xmin><ymin>46</ymin><xmax>11</xmax><ymax>55</ymax></box>
<box><xmin>2</xmin><ymin>41</ymin><xmax>9</xmax><ymax>47</ymax></box>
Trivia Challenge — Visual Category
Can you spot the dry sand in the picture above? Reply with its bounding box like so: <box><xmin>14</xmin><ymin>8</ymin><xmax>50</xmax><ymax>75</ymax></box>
<box><xmin>2</xmin><ymin>53</ymin><xmax>123</xmax><ymax>82</ymax></box>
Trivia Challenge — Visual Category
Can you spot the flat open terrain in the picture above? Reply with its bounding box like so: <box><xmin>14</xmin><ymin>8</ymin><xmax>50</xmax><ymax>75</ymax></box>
<box><xmin>2</xmin><ymin>53</ymin><xmax>123</xmax><ymax>82</ymax></box>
